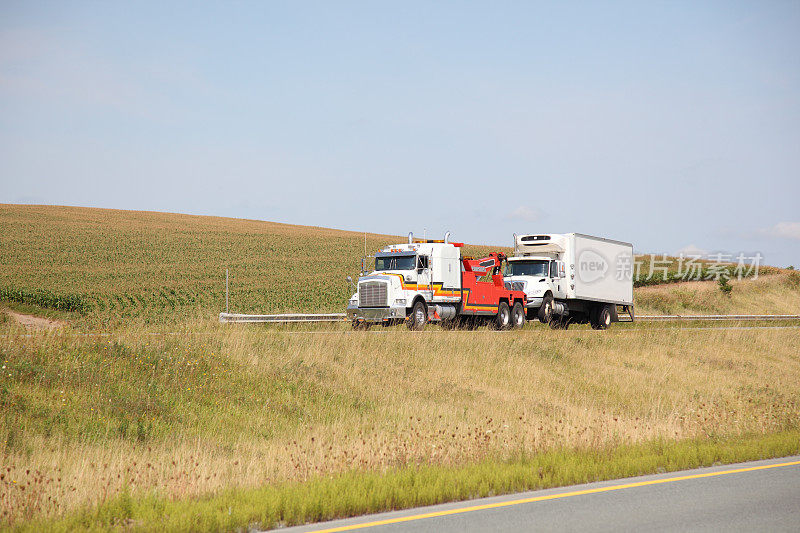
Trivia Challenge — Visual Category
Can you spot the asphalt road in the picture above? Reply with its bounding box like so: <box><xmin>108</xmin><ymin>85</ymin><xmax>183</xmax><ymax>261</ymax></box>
<box><xmin>281</xmin><ymin>456</ymin><xmax>800</xmax><ymax>533</ymax></box>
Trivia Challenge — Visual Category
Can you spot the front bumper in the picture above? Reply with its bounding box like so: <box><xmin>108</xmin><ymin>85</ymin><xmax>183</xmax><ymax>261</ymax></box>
<box><xmin>347</xmin><ymin>303</ymin><xmax>407</xmax><ymax>323</ymax></box>
<box><xmin>525</xmin><ymin>297</ymin><xmax>544</xmax><ymax>308</ymax></box>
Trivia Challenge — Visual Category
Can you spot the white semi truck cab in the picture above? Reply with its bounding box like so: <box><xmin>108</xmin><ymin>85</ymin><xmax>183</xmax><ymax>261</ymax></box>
<box><xmin>504</xmin><ymin>233</ymin><xmax>634</xmax><ymax>329</ymax></box>
<box><xmin>346</xmin><ymin>232</ymin><xmax>463</xmax><ymax>327</ymax></box>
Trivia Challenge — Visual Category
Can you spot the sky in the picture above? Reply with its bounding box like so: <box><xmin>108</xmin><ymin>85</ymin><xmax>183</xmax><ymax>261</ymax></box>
<box><xmin>1</xmin><ymin>1</ymin><xmax>799</xmax><ymax>267</ymax></box>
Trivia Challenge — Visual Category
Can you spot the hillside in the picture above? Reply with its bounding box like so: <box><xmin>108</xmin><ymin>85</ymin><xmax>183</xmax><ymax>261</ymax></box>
<box><xmin>634</xmin><ymin>272</ymin><xmax>800</xmax><ymax>316</ymax></box>
<box><xmin>1</xmin><ymin>205</ymin><xmax>793</xmax><ymax>326</ymax></box>
<box><xmin>0</xmin><ymin>205</ymin><xmax>388</xmax><ymax>322</ymax></box>
<box><xmin>0</xmin><ymin>205</ymin><xmax>501</xmax><ymax>325</ymax></box>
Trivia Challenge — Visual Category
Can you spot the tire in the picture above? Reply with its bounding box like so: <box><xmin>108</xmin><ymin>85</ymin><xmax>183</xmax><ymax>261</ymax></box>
<box><xmin>511</xmin><ymin>302</ymin><xmax>526</xmax><ymax>329</ymax></box>
<box><xmin>589</xmin><ymin>306</ymin><xmax>600</xmax><ymax>329</ymax></box>
<box><xmin>407</xmin><ymin>300</ymin><xmax>427</xmax><ymax>331</ymax></box>
<box><xmin>596</xmin><ymin>305</ymin><xmax>611</xmax><ymax>330</ymax></box>
<box><xmin>538</xmin><ymin>293</ymin><xmax>554</xmax><ymax>324</ymax></box>
<box><xmin>493</xmin><ymin>301</ymin><xmax>511</xmax><ymax>330</ymax></box>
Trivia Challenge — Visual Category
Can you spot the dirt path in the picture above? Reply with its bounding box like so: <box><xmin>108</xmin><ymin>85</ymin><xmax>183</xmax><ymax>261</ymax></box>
<box><xmin>3</xmin><ymin>309</ymin><xmax>66</xmax><ymax>330</ymax></box>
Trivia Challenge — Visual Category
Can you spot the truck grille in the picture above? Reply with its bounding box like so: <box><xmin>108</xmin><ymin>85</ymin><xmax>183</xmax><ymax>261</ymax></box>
<box><xmin>504</xmin><ymin>281</ymin><xmax>526</xmax><ymax>291</ymax></box>
<box><xmin>359</xmin><ymin>281</ymin><xmax>388</xmax><ymax>307</ymax></box>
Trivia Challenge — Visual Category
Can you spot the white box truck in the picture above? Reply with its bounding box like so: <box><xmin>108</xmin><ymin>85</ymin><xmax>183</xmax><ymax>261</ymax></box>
<box><xmin>503</xmin><ymin>233</ymin><xmax>634</xmax><ymax>329</ymax></box>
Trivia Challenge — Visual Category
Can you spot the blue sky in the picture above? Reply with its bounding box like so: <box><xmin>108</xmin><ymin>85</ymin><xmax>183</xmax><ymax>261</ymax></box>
<box><xmin>1</xmin><ymin>1</ymin><xmax>799</xmax><ymax>266</ymax></box>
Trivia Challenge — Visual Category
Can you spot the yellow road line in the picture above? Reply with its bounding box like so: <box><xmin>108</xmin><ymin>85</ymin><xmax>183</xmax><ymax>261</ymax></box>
<box><xmin>308</xmin><ymin>460</ymin><xmax>800</xmax><ymax>532</ymax></box>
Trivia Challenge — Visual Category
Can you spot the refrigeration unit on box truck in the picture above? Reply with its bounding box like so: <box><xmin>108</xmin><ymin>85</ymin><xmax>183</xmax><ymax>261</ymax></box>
<box><xmin>503</xmin><ymin>233</ymin><xmax>634</xmax><ymax>329</ymax></box>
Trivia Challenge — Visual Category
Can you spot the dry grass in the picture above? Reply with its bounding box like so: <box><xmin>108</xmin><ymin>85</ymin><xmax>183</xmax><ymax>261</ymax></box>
<box><xmin>634</xmin><ymin>271</ymin><xmax>800</xmax><ymax>315</ymax></box>
<box><xmin>2</xmin><ymin>322</ymin><xmax>798</xmax><ymax>525</ymax></box>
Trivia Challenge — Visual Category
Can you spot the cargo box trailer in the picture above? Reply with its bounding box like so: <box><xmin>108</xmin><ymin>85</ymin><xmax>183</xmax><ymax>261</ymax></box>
<box><xmin>503</xmin><ymin>233</ymin><xmax>634</xmax><ymax>329</ymax></box>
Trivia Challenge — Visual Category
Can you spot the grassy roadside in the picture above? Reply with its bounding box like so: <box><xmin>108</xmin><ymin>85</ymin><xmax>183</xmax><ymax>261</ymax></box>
<box><xmin>12</xmin><ymin>429</ymin><xmax>800</xmax><ymax>532</ymax></box>
<box><xmin>3</xmin><ymin>324</ymin><xmax>798</xmax><ymax>528</ymax></box>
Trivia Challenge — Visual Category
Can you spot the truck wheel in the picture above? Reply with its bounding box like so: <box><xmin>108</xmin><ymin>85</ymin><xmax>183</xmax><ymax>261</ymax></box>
<box><xmin>407</xmin><ymin>301</ymin><xmax>427</xmax><ymax>331</ymax></box>
<box><xmin>538</xmin><ymin>294</ymin><xmax>553</xmax><ymax>324</ymax></box>
<box><xmin>493</xmin><ymin>301</ymin><xmax>511</xmax><ymax>330</ymax></box>
<box><xmin>589</xmin><ymin>306</ymin><xmax>600</xmax><ymax>329</ymax></box>
<box><xmin>596</xmin><ymin>306</ymin><xmax>611</xmax><ymax>330</ymax></box>
<box><xmin>511</xmin><ymin>302</ymin><xmax>526</xmax><ymax>328</ymax></box>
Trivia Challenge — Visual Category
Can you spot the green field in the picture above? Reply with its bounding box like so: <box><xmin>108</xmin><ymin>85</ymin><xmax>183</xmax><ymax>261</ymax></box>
<box><xmin>1</xmin><ymin>204</ymin><xmax>785</xmax><ymax>327</ymax></box>
<box><xmin>0</xmin><ymin>205</ymin><xmax>511</xmax><ymax>326</ymax></box>
<box><xmin>1</xmin><ymin>205</ymin><xmax>799</xmax><ymax>531</ymax></box>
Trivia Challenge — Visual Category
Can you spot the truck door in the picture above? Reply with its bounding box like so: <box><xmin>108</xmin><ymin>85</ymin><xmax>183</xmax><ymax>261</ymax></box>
<box><xmin>551</xmin><ymin>260</ymin><xmax>567</xmax><ymax>299</ymax></box>
<box><xmin>416</xmin><ymin>255</ymin><xmax>433</xmax><ymax>300</ymax></box>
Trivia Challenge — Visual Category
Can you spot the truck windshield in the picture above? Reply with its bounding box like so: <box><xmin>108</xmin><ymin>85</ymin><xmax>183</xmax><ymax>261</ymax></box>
<box><xmin>505</xmin><ymin>260</ymin><xmax>548</xmax><ymax>277</ymax></box>
<box><xmin>375</xmin><ymin>254</ymin><xmax>416</xmax><ymax>271</ymax></box>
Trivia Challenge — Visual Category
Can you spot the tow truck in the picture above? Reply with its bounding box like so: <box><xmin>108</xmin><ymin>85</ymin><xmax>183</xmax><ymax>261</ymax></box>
<box><xmin>347</xmin><ymin>233</ymin><xmax>527</xmax><ymax>330</ymax></box>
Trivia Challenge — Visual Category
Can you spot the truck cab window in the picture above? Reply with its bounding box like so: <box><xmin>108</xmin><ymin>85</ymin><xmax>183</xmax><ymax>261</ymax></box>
<box><xmin>417</xmin><ymin>255</ymin><xmax>429</xmax><ymax>270</ymax></box>
<box><xmin>505</xmin><ymin>260</ymin><xmax>548</xmax><ymax>277</ymax></box>
<box><xmin>375</xmin><ymin>254</ymin><xmax>416</xmax><ymax>271</ymax></box>
<box><xmin>550</xmin><ymin>261</ymin><xmax>558</xmax><ymax>278</ymax></box>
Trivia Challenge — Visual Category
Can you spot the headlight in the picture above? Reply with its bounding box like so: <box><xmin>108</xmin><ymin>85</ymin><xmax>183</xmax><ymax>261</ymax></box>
<box><xmin>395</xmin><ymin>299</ymin><xmax>406</xmax><ymax>305</ymax></box>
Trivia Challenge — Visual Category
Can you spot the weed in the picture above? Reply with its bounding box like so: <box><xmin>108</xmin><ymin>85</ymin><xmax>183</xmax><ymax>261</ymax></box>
<box><xmin>718</xmin><ymin>277</ymin><xmax>732</xmax><ymax>295</ymax></box>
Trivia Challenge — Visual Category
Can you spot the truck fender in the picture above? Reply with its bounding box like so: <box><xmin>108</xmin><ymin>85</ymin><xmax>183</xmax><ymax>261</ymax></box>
<box><xmin>408</xmin><ymin>296</ymin><xmax>427</xmax><ymax>316</ymax></box>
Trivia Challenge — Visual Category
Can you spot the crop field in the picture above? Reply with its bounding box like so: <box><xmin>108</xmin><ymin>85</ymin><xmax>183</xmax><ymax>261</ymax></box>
<box><xmin>0</xmin><ymin>205</ymin><xmax>784</xmax><ymax>327</ymax></box>
<box><xmin>0</xmin><ymin>205</ymin><xmax>511</xmax><ymax>326</ymax></box>
<box><xmin>1</xmin><ymin>204</ymin><xmax>799</xmax><ymax>531</ymax></box>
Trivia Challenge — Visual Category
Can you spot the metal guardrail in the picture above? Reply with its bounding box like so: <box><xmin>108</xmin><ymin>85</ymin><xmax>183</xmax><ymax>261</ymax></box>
<box><xmin>635</xmin><ymin>314</ymin><xmax>800</xmax><ymax>321</ymax></box>
<box><xmin>219</xmin><ymin>312</ymin><xmax>346</xmax><ymax>323</ymax></box>
<box><xmin>220</xmin><ymin>312</ymin><xmax>800</xmax><ymax>324</ymax></box>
